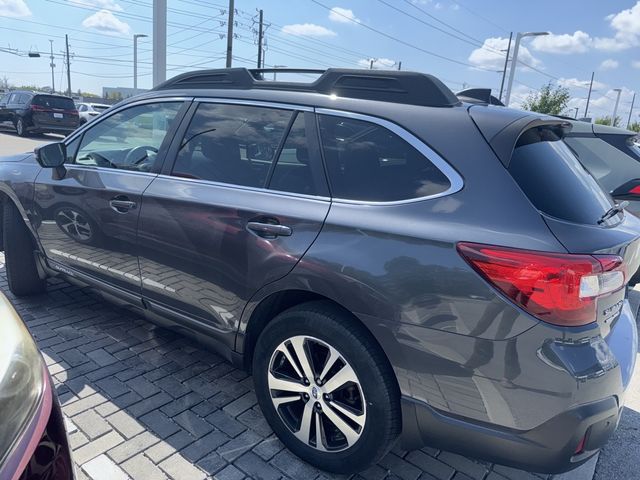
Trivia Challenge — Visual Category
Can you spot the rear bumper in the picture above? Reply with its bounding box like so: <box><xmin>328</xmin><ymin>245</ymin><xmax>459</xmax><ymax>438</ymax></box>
<box><xmin>401</xmin><ymin>395</ymin><xmax>619</xmax><ymax>474</ymax></box>
<box><xmin>397</xmin><ymin>299</ymin><xmax>637</xmax><ymax>474</ymax></box>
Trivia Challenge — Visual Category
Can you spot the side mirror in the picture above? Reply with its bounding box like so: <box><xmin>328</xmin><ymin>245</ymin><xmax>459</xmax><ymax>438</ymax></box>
<box><xmin>35</xmin><ymin>142</ymin><xmax>66</xmax><ymax>168</ymax></box>
<box><xmin>611</xmin><ymin>179</ymin><xmax>640</xmax><ymax>201</ymax></box>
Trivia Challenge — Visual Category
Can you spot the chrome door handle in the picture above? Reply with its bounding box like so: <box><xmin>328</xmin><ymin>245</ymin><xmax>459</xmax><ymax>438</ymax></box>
<box><xmin>109</xmin><ymin>198</ymin><xmax>136</xmax><ymax>213</ymax></box>
<box><xmin>247</xmin><ymin>221</ymin><xmax>292</xmax><ymax>237</ymax></box>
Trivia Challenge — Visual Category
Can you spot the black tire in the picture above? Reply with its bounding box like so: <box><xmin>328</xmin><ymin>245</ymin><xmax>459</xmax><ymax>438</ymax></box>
<box><xmin>253</xmin><ymin>301</ymin><xmax>401</xmax><ymax>474</ymax></box>
<box><xmin>15</xmin><ymin>118</ymin><xmax>28</xmax><ymax>137</ymax></box>
<box><xmin>3</xmin><ymin>201</ymin><xmax>46</xmax><ymax>296</ymax></box>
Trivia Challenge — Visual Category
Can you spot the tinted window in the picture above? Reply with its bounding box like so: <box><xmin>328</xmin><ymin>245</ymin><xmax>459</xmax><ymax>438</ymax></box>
<box><xmin>565</xmin><ymin>136</ymin><xmax>640</xmax><ymax>193</ymax></box>
<box><xmin>32</xmin><ymin>95</ymin><xmax>75</xmax><ymax>110</ymax></box>
<box><xmin>173</xmin><ymin>103</ymin><xmax>292</xmax><ymax>187</ymax></box>
<box><xmin>318</xmin><ymin>115</ymin><xmax>451</xmax><ymax>201</ymax></box>
<box><xmin>8</xmin><ymin>93</ymin><xmax>18</xmax><ymax>103</ymax></box>
<box><xmin>78</xmin><ymin>104</ymin><xmax>87</xmax><ymax>112</ymax></box>
<box><xmin>510</xmin><ymin>134</ymin><xmax>614</xmax><ymax>225</ymax></box>
<box><xmin>75</xmin><ymin>102</ymin><xmax>182</xmax><ymax>171</ymax></box>
<box><xmin>17</xmin><ymin>94</ymin><xmax>30</xmax><ymax>104</ymax></box>
<box><xmin>269</xmin><ymin>113</ymin><xmax>321</xmax><ymax>195</ymax></box>
<box><xmin>93</xmin><ymin>105</ymin><xmax>109</xmax><ymax>112</ymax></box>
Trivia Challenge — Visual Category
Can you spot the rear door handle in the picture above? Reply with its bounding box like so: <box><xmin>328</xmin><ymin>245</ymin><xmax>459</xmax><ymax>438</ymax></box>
<box><xmin>247</xmin><ymin>221</ymin><xmax>292</xmax><ymax>237</ymax></box>
<box><xmin>109</xmin><ymin>197</ymin><xmax>137</xmax><ymax>213</ymax></box>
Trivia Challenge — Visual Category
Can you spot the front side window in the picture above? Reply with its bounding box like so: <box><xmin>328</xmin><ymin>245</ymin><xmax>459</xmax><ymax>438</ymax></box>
<box><xmin>74</xmin><ymin>102</ymin><xmax>182</xmax><ymax>172</ymax></box>
<box><xmin>172</xmin><ymin>103</ymin><xmax>292</xmax><ymax>188</ymax></box>
<box><xmin>318</xmin><ymin>114</ymin><xmax>451</xmax><ymax>201</ymax></box>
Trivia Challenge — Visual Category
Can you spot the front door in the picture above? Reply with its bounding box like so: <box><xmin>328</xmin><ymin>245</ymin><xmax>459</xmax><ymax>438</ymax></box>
<box><xmin>136</xmin><ymin>101</ymin><xmax>330</xmax><ymax>348</ymax></box>
<box><xmin>32</xmin><ymin>100</ymin><xmax>187</xmax><ymax>292</ymax></box>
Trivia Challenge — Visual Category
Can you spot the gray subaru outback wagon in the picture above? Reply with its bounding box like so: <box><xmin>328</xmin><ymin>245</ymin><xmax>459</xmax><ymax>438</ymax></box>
<box><xmin>0</xmin><ymin>68</ymin><xmax>637</xmax><ymax>474</ymax></box>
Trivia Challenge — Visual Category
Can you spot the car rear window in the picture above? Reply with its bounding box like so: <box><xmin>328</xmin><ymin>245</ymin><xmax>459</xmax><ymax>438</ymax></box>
<box><xmin>93</xmin><ymin>105</ymin><xmax>109</xmax><ymax>111</ymax></box>
<box><xmin>564</xmin><ymin>136</ymin><xmax>640</xmax><ymax>193</ymax></box>
<box><xmin>32</xmin><ymin>95</ymin><xmax>75</xmax><ymax>110</ymax></box>
<box><xmin>509</xmin><ymin>129</ymin><xmax>614</xmax><ymax>225</ymax></box>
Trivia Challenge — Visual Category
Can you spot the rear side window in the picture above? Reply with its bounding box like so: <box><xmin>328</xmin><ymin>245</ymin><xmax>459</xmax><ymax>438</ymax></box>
<box><xmin>564</xmin><ymin>136</ymin><xmax>640</xmax><ymax>193</ymax></box>
<box><xmin>318</xmin><ymin>114</ymin><xmax>450</xmax><ymax>201</ymax></box>
<box><xmin>172</xmin><ymin>103</ymin><xmax>292</xmax><ymax>188</ymax></box>
<box><xmin>17</xmin><ymin>94</ymin><xmax>30</xmax><ymax>104</ymax></box>
<box><xmin>33</xmin><ymin>95</ymin><xmax>75</xmax><ymax>110</ymax></box>
<box><xmin>509</xmin><ymin>131</ymin><xmax>614</xmax><ymax>225</ymax></box>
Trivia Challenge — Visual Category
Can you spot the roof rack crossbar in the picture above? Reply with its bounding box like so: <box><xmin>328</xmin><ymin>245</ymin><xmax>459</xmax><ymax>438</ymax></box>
<box><xmin>153</xmin><ymin>68</ymin><xmax>460</xmax><ymax>108</ymax></box>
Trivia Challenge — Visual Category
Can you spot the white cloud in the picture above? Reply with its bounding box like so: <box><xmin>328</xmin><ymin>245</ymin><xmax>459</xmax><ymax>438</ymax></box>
<box><xmin>0</xmin><ymin>0</ymin><xmax>31</xmax><ymax>17</ymax></box>
<box><xmin>68</xmin><ymin>0</ymin><xmax>122</xmax><ymax>11</ymax></box>
<box><xmin>328</xmin><ymin>7</ymin><xmax>358</xmax><ymax>24</ymax></box>
<box><xmin>600</xmin><ymin>58</ymin><xmax>619</xmax><ymax>70</ymax></box>
<box><xmin>558</xmin><ymin>77</ymin><xmax>607</xmax><ymax>91</ymax></box>
<box><xmin>468</xmin><ymin>36</ymin><xmax>541</xmax><ymax>71</ymax></box>
<box><xmin>281</xmin><ymin>23</ymin><xmax>336</xmax><ymax>37</ymax></box>
<box><xmin>357</xmin><ymin>58</ymin><xmax>396</xmax><ymax>69</ymax></box>
<box><xmin>530</xmin><ymin>31</ymin><xmax>592</xmax><ymax>54</ymax></box>
<box><xmin>594</xmin><ymin>1</ymin><xmax>640</xmax><ymax>51</ymax></box>
<box><xmin>632</xmin><ymin>60</ymin><xmax>640</xmax><ymax>69</ymax></box>
<box><xmin>82</xmin><ymin>9</ymin><xmax>130</xmax><ymax>36</ymax></box>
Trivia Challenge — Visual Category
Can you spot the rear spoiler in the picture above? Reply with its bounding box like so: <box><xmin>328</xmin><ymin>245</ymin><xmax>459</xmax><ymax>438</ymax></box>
<box><xmin>469</xmin><ymin>106</ymin><xmax>572</xmax><ymax>167</ymax></box>
<box><xmin>456</xmin><ymin>88</ymin><xmax>505</xmax><ymax>106</ymax></box>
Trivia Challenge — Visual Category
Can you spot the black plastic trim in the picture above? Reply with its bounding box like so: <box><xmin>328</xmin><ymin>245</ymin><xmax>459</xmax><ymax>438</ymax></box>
<box><xmin>400</xmin><ymin>395</ymin><xmax>619</xmax><ymax>474</ymax></box>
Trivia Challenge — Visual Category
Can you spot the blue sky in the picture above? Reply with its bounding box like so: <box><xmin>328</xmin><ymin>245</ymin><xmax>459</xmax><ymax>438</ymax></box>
<box><xmin>1</xmin><ymin>0</ymin><xmax>639</xmax><ymax>120</ymax></box>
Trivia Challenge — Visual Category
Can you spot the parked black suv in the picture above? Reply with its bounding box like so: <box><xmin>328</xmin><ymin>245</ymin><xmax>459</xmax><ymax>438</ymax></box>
<box><xmin>0</xmin><ymin>91</ymin><xmax>79</xmax><ymax>137</ymax></box>
<box><xmin>0</xmin><ymin>68</ymin><xmax>637</xmax><ymax>474</ymax></box>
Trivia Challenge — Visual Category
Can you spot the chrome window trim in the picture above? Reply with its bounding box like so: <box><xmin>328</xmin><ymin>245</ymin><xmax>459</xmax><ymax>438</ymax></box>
<box><xmin>65</xmin><ymin>164</ymin><xmax>159</xmax><ymax>178</ymax></box>
<box><xmin>194</xmin><ymin>97</ymin><xmax>313</xmax><ymax>112</ymax></box>
<box><xmin>63</xmin><ymin>96</ymin><xmax>192</xmax><ymax>145</ymax></box>
<box><xmin>155</xmin><ymin>173</ymin><xmax>331</xmax><ymax>203</ymax></box>
<box><xmin>315</xmin><ymin>107</ymin><xmax>464</xmax><ymax>206</ymax></box>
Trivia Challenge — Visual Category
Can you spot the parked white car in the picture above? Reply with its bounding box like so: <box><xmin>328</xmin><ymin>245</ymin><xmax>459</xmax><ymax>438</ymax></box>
<box><xmin>77</xmin><ymin>102</ymin><xmax>110</xmax><ymax>125</ymax></box>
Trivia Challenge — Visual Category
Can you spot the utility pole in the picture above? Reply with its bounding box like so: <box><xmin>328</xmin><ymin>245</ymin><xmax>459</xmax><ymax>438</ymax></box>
<box><xmin>370</xmin><ymin>59</ymin><xmax>374</xmax><ymax>69</ymax></box>
<box><xmin>256</xmin><ymin>9</ymin><xmax>264</xmax><ymax>68</ymax></box>
<box><xmin>584</xmin><ymin>71</ymin><xmax>594</xmax><ymax>118</ymax></box>
<box><xmin>226</xmin><ymin>0</ymin><xmax>235</xmax><ymax>67</ymax></box>
<box><xmin>627</xmin><ymin>92</ymin><xmax>636</xmax><ymax>129</ymax></box>
<box><xmin>49</xmin><ymin>40</ymin><xmax>55</xmax><ymax>93</ymax></box>
<box><xmin>152</xmin><ymin>0</ymin><xmax>167</xmax><ymax>87</ymax></box>
<box><xmin>498</xmin><ymin>32</ymin><xmax>513</xmax><ymax>102</ymax></box>
<box><xmin>397</xmin><ymin>61</ymin><xmax>402</xmax><ymax>71</ymax></box>
<box><xmin>573</xmin><ymin>107</ymin><xmax>579</xmax><ymax>118</ymax></box>
<box><xmin>65</xmin><ymin>34</ymin><xmax>71</xmax><ymax>96</ymax></box>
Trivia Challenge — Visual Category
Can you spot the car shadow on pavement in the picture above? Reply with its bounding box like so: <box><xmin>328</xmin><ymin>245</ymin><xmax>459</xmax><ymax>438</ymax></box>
<box><xmin>0</xmin><ymin>258</ymin><xmax>586</xmax><ymax>480</ymax></box>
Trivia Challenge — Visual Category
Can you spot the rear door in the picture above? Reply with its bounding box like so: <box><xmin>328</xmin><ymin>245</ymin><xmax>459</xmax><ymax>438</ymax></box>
<box><xmin>33</xmin><ymin>99</ymin><xmax>188</xmax><ymax>293</ymax></box>
<box><xmin>136</xmin><ymin>100</ymin><xmax>330</xmax><ymax>348</ymax></box>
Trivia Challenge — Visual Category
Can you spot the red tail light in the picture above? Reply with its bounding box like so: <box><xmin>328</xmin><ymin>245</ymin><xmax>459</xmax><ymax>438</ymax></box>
<box><xmin>629</xmin><ymin>185</ymin><xmax>640</xmax><ymax>195</ymax></box>
<box><xmin>67</xmin><ymin>109</ymin><xmax>79</xmax><ymax>116</ymax></box>
<box><xmin>30</xmin><ymin>104</ymin><xmax>50</xmax><ymax>112</ymax></box>
<box><xmin>457</xmin><ymin>242</ymin><xmax>626</xmax><ymax>326</ymax></box>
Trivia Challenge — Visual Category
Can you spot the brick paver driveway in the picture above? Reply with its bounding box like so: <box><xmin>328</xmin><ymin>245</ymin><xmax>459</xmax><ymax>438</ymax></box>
<box><xmin>0</xmin><ymin>253</ymin><xmax>586</xmax><ymax>480</ymax></box>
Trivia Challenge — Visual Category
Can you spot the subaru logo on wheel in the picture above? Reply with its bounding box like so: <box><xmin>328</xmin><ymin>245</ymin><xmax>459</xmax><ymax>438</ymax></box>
<box><xmin>311</xmin><ymin>386</ymin><xmax>318</xmax><ymax>399</ymax></box>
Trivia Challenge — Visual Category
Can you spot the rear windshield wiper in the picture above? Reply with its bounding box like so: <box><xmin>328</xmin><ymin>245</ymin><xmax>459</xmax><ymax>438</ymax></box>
<box><xmin>598</xmin><ymin>201</ymin><xmax>628</xmax><ymax>225</ymax></box>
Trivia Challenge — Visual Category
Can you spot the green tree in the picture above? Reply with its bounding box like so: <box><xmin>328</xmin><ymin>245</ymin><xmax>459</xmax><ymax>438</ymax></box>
<box><xmin>595</xmin><ymin>116</ymin><xmax>622</xmax><ymax>127</ymax></box>
<box><xmin>629</xmin><ymin>121</ymin><xmax>640</xmax><ymax>133</ymax></box>
<box><xmin>521</xmin><ymin>82</ymin><xmax>571</xmax><ymax>115</ymax></box>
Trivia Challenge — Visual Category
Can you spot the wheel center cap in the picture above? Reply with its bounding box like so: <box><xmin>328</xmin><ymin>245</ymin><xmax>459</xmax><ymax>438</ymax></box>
<box><xmin>311</xmin><ymin>386</ymin><xmax>318</xmax><ymax>399</ymax></box>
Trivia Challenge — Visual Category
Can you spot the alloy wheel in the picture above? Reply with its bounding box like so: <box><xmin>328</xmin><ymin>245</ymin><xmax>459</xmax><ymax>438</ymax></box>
<box><xmin>267</xmin><ymin>335</ymin><xmax>366</xmax><ymax>452</ymax></box>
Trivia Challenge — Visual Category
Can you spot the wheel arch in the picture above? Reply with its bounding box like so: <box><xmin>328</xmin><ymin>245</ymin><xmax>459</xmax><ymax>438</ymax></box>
<box><xmin>239</xmin><ymin>289</ymin><xmax>401</xmax><ymax>399</ymax></box>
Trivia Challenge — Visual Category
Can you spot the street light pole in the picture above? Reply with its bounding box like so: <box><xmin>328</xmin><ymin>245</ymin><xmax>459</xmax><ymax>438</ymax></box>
<box><xmin>133</xmin><ymin>34</ymin><xmax>148</xmax><ymax>92</ymax></box>
<box><xmin>152</xmin><ymin>0</ymin><xmax>167</xmax><ymax>87</ymax></box>
<box><xmin>498</xmin><ymin>32</ymin><xmax>513</xmax><ymax>102</ymax></box>
<box><xmin>504</xmin><ymin>31</ymin><xmax>549</xmax><ymax>107</ymax></box>
<box><xmin>612</xmin><ymin>88</ymin><xmax>622</xmax><ymax>127</ymax></box>
<box><xmin>273</xmin><ymin>65</ymin><xmax>287</xmax><ymax>80</ymax></box>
